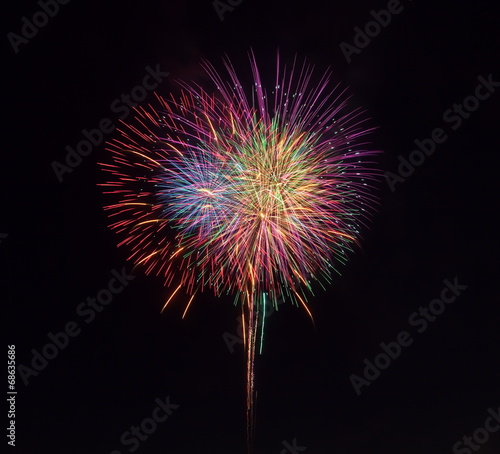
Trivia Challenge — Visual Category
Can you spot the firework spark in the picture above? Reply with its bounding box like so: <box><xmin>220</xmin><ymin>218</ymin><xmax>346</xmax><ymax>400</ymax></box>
<box><xmin>99</xmin><ymin>51</ymin><xmax>380</xmax><ymax>451</ymax></box>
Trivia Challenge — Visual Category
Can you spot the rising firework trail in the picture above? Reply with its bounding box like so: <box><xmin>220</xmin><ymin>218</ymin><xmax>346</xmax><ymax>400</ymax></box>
<box><xmin>99</xmin><ymin>51</ymin><xmax>380</xmax><ymax>453</ymax></box>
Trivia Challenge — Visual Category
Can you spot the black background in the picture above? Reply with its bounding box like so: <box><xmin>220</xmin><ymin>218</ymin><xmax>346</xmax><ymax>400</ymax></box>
<box><xmin>3</xmin><ymin>0</ymin><xmax>500</xmax><ymax>453</ymax></box>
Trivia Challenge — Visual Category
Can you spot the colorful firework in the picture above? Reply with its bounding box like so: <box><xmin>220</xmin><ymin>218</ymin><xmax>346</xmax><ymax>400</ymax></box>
<box><xmin>99</xmin><ymin>51</ymin><xmax>380</xmax><ymax>451</ymax></box>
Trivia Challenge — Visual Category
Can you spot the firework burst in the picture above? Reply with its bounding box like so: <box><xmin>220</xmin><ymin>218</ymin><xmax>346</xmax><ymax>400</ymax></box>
<box><xmin>100</xmin><ymin>51</ymin><xmax>380</xmax><ymax>451</ymax></box>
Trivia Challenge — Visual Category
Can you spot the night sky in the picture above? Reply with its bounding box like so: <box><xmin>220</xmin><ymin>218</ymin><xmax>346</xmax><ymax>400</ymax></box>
<box><xmin>3</xmin><ymin>0</ymin><xmax>500</xmax><ymax>453</ymax></box>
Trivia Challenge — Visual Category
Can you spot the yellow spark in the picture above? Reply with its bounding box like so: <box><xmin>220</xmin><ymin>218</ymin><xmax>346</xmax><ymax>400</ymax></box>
<box><xmin>161</xmin><ymin>283</ymin><xmax>183</xmax><ymax>313</ymax></box>
<box><xmin>125</xmin><ymin>150</ymin><xmax>165</xmax><ymax>168</ymax></box>
<box><xmin>170</xmin><ymin>247</ymin><xmax>185</xmax><ymax>259</ymax></box>
<box><xmin>137</xmin><ymin>250</ymin><xmax>160</xmax><ymax>265</ymax></box>
<box><xmin>199</xmin><ymin>188</ymin><xmax>215</xmax><ymax>196</ymax></box>
<box><xmin>136</xmin><ymin>219</ymin><xmax>166</xmax><ymax>226</ymax></box>
<box><xmin>241</xmin><ymin>302</ymin><xmax>247</xmax><ymax>348</ymax></box>
<box><xmin>181</xmin><ymin>294</ymin><xmax>196</xmax><ymax>319</ymax></box>
<box><xmin>328</xmin><ymin>230</ymin><xmax>356</xmax><ymax>241</ymax></box>
<box><xmin>294</xmin><ymin>291</ymin><xmax>315</xmax><ymax>325</ymax></box>
<box><xmin>205</xmin><ymin>114</ymin><xmax>218</xmax><ymax>142</ymax></box>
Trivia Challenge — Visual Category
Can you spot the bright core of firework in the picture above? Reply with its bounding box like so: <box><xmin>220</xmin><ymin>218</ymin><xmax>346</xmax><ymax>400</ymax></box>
<box><xmin>99</xmin><ymin>51</ymin><xmax>380</xmax><ymax>448</ymax></box>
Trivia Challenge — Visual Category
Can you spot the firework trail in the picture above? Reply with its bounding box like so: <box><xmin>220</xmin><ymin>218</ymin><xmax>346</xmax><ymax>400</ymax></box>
<box><xmin>100</xmin><ymin>51</ymin><xmax>380</xmax><ymax>452</ymax></box>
